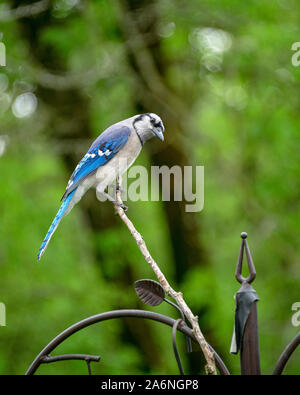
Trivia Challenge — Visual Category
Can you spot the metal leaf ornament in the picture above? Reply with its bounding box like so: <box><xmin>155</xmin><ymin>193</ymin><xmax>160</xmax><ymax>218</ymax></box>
<box><xmin>134</xmin><ymin>279</ymin><xmax>165</xmax><ymax>306</ymax></box>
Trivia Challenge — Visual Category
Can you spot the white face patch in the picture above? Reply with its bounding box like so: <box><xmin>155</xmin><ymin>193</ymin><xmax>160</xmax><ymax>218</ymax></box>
<box><xmin>149</xmin><ymin>113</ymin><xmax>162</xmax><ymax>125</ymax></box>
<box><xmin>134</xmin><ymin>113</ymin><xmax>163</xmax><ymax>132</ymax></box>
<box><xmin>133</xmin><ymin>113</ymin><xmax>164</xmax><ymax>144</ymax></box>
<box><xmin>134</xmin><ymin>116</ymin><xmax>152</xmax><ymax>132</ymax></box>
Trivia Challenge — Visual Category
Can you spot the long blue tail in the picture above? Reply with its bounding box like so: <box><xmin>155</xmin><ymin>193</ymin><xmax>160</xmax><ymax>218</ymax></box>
<box><xmin>37</xmin><ymin>190</ymin><xmax>76</xmax><ymax>261</ymax></box>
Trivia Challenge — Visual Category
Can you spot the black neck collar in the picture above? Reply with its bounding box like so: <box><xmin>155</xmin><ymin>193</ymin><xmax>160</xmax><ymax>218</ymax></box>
<box><xmin>135</xmin><ymin>129</ymin><xmax>144</xmax><ymax>146</ymax></box>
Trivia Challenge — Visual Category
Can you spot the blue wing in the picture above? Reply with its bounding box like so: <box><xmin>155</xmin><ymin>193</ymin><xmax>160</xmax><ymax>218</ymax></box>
<box><xmin>38</xmin><ymin>124</ymin><xmax>131</xmax><ymax>260</ymax></box>
<box><xmin>61</xmin><ymin>125</ymin><xmax>131</xmax><ymax>200</ymax></box>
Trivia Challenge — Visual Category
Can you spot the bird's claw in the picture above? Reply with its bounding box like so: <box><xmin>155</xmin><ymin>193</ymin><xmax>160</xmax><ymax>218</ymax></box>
<box><xmin>115</xmin><ymin>202</ymin><xmax>128</xmax><ymax>212</ymax></box>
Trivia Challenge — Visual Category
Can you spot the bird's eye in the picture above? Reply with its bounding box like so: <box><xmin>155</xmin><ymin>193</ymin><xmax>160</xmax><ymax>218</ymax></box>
<box><xmin>152</xmin><ymin>120</ymin><xmax>161</xmax><ymax>128</ymax></box>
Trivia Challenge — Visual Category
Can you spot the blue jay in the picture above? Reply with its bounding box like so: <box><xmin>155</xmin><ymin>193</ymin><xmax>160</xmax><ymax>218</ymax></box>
<box><xmin>37</xmin><ymin>113</ymin><xmax>165</xmax><ymax>261</ymax></box>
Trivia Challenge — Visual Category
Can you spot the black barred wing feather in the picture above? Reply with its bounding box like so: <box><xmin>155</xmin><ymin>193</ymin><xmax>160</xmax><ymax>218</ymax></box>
<box><xmin>61</xmin><ymin>125</ymin><xmax>131</xmax><ymax>200</ymax></box>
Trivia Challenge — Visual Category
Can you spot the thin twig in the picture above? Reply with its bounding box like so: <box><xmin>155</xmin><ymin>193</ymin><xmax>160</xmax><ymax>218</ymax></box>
<box><xmin>0</xmin><ymin>0</ymin><xmax>49</xmax><ymax>22</ymax></box>
<box><xmin>110</xmin><ymin>176</ymin><xmax>217</xmax><ymax>375</ymax></box>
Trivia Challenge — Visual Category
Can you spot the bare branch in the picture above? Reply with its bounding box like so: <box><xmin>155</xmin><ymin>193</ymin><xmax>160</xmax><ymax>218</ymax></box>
<box><xmin>108</xmin><ymin>176</ymin><xmax>217</xmax><ymax>375</ymax></box>
<box><xmin>0</xmin><ymin>0</ymin><xmax>49</xmax><ymax>22</ymax></box>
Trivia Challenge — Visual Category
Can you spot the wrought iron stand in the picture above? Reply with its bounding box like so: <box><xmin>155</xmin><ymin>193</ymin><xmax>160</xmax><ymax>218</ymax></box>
<box><xmin>25</xmin><ymin>233</ymin><xmax>300</xmax><ymax>375</ymax></box>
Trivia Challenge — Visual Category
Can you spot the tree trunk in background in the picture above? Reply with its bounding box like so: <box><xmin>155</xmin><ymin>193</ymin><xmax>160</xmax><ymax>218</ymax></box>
<box><xmin>121</xmin><ymin>0</ymin><xmax>208</xmax><ymax>282</ymax></box>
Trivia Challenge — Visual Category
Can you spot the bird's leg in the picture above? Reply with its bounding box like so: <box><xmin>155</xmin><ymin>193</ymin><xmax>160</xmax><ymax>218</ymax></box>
<box><xmin>101</xmin><ymin>190</ymin><xmax>128</xmax><ymax>212</ymax></box>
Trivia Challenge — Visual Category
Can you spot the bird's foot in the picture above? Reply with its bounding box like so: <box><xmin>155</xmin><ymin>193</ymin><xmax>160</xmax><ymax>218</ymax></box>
<box><xmin>110</xmin><ymin>183</ymin><xmax>125</xmax><ymax>195</ymax></box>
<box><xmin>114</xmin><ymin>202</ymin><xmax>128</xmax><ymax>212</ymax></box>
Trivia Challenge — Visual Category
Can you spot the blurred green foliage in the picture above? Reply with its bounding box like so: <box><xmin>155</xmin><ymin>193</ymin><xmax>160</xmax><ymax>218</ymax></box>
<box><xmin>0</xmin><ymin>0</ymin><xmax>300</xmax><ymax>374</ymax></box>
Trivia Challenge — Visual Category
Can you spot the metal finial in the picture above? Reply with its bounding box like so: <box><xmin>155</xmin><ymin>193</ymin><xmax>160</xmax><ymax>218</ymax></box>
<box><xmin>235</xmin><ymin>232</ymin><xmax>256</xmax><ymax>284</ymax></box>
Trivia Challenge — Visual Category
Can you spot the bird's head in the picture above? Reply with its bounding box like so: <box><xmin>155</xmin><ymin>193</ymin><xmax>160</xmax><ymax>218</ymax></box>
<box><xmin>133</xmin><ymin>113</ymin><xmax>165</xmax><ymax>144</ymax></box>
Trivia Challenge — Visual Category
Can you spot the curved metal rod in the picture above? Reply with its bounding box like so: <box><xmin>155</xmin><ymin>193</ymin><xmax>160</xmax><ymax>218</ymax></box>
<box><xmin>40</xmin><ymin>354</ymin><xmax>100</xmax><ymax>364</ymax></box>
<box><xmin>25</xmin><ymin>309</ymin><xmax>230</xmax><ymax>375</ymax></box>
<box><xmin>164</xmin><ymin>298</ymin><xmax>192</xmax><ymax>353</ymax></box>
<box><xmin>172</xmin><ymin>319</ymin><xmax>185</xmax><ymax>375</ymax></box>
<box><xmin>39</xmin><ymin>354</ymin><xmax>100</xmax><ymax>375</ymax></box>
<box><xmin>235</xmin><ymin>232</ymin><xmax>256</xmax><ymax>284</ymax></box>
<box><xmin>273</xmin><ymin>332</ymin><xmax>300</xmax><ymax>375</ymax></box>
<box><xmin>86</xmin><ymin>360</ymin><xmax>92</xmax><ymax>375</ymax></box>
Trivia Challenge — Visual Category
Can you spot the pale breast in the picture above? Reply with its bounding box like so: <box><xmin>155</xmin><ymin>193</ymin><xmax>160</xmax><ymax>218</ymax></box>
<box><xmin>95</xmin><ymin>130</ymin><xmax>142</xmax><ymax>191</ymax></box>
